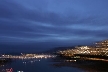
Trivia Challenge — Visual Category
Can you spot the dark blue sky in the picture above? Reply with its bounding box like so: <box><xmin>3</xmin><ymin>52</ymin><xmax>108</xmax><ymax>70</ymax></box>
<box><xmin>0</xmin><ymin>0</ymin><xmax>108</xmax><ymax>52</ymax></box>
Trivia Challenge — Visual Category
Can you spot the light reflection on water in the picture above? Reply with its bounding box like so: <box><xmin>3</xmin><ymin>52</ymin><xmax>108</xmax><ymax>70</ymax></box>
<box><xmin>0</xmin><ymin>58</ymin><xmax>82</xmax><ymax>72</ymax></box>
<box><xmin>0</xmin><ymin>58</ymin><xmax>108</xmax><ymax>72</ymax></box>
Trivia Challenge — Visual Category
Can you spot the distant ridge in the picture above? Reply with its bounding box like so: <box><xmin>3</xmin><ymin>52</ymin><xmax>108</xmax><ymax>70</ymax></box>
<box><xmin>43</xmin><ymin>46</ymin><xmax>75</xmax><ymax>54</ymax></box>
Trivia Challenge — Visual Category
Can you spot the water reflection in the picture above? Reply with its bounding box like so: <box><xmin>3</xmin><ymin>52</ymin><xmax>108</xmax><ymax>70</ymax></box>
<box><xmin>51</xmin><ymin>58</ymin><xmax>108</xmax><ymax>72</ymax></box>
<box><xmin>0</xmin><ymin>58</ymin><xmax>81</xmax><ymax>72</ymax></box>
<box><xmin>1</xmin><ymin>57</ymin><xmax>108</xmax><ymax>72</ymax></box>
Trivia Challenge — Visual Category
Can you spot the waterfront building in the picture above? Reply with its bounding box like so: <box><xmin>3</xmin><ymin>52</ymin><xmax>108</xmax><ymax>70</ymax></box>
<box><xmin>58</xmin><ymin>46</ymin><xmax>108</xmax><ymax>58</ymax></box>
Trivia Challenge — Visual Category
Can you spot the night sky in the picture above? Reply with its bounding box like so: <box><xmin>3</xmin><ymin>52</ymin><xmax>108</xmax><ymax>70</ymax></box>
<box><xmin>0</xmin><ymin>0</ymin><xmax>108</xmax><ymax>52</ymax></box>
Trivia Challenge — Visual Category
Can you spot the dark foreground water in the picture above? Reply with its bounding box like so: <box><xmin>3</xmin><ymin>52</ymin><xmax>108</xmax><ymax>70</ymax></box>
<box><xmin>0</xmin><ymin>58</ymin><xmax>83</xmax><ymax>72</ymax></box>
<box><xmin>0</xmin><ymin>58</ymin><xmax>108</xmax><ymax>72</ymax></box>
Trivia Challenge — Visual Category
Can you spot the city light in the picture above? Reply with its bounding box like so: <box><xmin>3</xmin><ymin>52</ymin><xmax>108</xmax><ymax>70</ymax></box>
<box><xmin>58</xmin><ymin>40</ymin><xmax>108</xmax><ymax>61</ymax></box>
<box><xmin>0</xmin><ymin>54</ymin><xmax>56</xmax><ymax>59</ymax></box>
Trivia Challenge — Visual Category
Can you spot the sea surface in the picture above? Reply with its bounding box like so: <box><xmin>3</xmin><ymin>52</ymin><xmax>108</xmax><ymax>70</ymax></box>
<box><xmin>0</xmin><ymin>58</ymin><xmax>108</xmax><ymax>72</ymax></box>
<box><xmin>0</xmin><ymin>58</ymin><xmax>83</xmax><ymax>72</ymax></box>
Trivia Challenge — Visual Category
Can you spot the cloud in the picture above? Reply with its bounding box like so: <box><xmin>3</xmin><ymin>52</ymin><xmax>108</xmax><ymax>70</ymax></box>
<box><xmin>0</xmin><ymin>0</ymin><xmax>98</xmax><ymax>26</ymax></box>
<box><xmin>0</xmin><ymin>0</ymin><xmax>108</xmax><ymax>49</ymax></box>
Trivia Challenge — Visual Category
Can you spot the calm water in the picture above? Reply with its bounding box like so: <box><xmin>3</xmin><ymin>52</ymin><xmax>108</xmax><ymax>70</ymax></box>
<box><xmin>1</xmin><ymin>58</ymin><xmax>108</xmax><ymax>72</ymax></box>
<box><xmin>0</xmin><ymin>58</ymin><xmax>83</xmax><ymax>72</ymax></box>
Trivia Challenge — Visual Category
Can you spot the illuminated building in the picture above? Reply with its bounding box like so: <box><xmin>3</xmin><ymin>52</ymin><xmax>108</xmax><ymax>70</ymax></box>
<box><xmin>95</xmin><ymin>40</ymin><xmax>108</xmax><ymax>48</ymax></box>
<box><xmin>58</xmin><ymin>39</ymin><xmax>108</xmax><ymax>58</ymax></box>
<box><xmin>58</xmin><ymin>44</ymin><xmax>108</xmax><ymax>57</ymax></box>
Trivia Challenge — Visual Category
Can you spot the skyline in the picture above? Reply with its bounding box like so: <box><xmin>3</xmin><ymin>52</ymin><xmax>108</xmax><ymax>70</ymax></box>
<box><xmin>0</xmin><ymin>0</ymin><xmax>108</xmax><ymax>52</ymax></box>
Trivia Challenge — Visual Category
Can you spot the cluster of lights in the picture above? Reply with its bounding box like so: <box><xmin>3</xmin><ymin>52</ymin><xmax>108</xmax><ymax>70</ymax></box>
<box><xmin>58</xmin><ymin>46</ymin><xmax>108</xmax><ymax>57</ymax></box>
<box><xmin>0</xmin><ymin>54</ymin><xmax>56</xmax><ymax>59</ymax></box>
<box><xmin>95</xmin><ymin>40</ymin><xmax>108</xmax><ymax>48</ymax></box>
<box><xmin>22</xmin><ymin>59</ymin><xmax>41</xmax><ymax>64</ymax></box>
<box><xmin>1</xmin><ymin>68</ymin><xmax>13</xmax><ymax>72</ymax></box>
<box><xmin>1</xmin><ymin>68</ymin><xmax>24</xmax><ymax>72</ymax></box>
